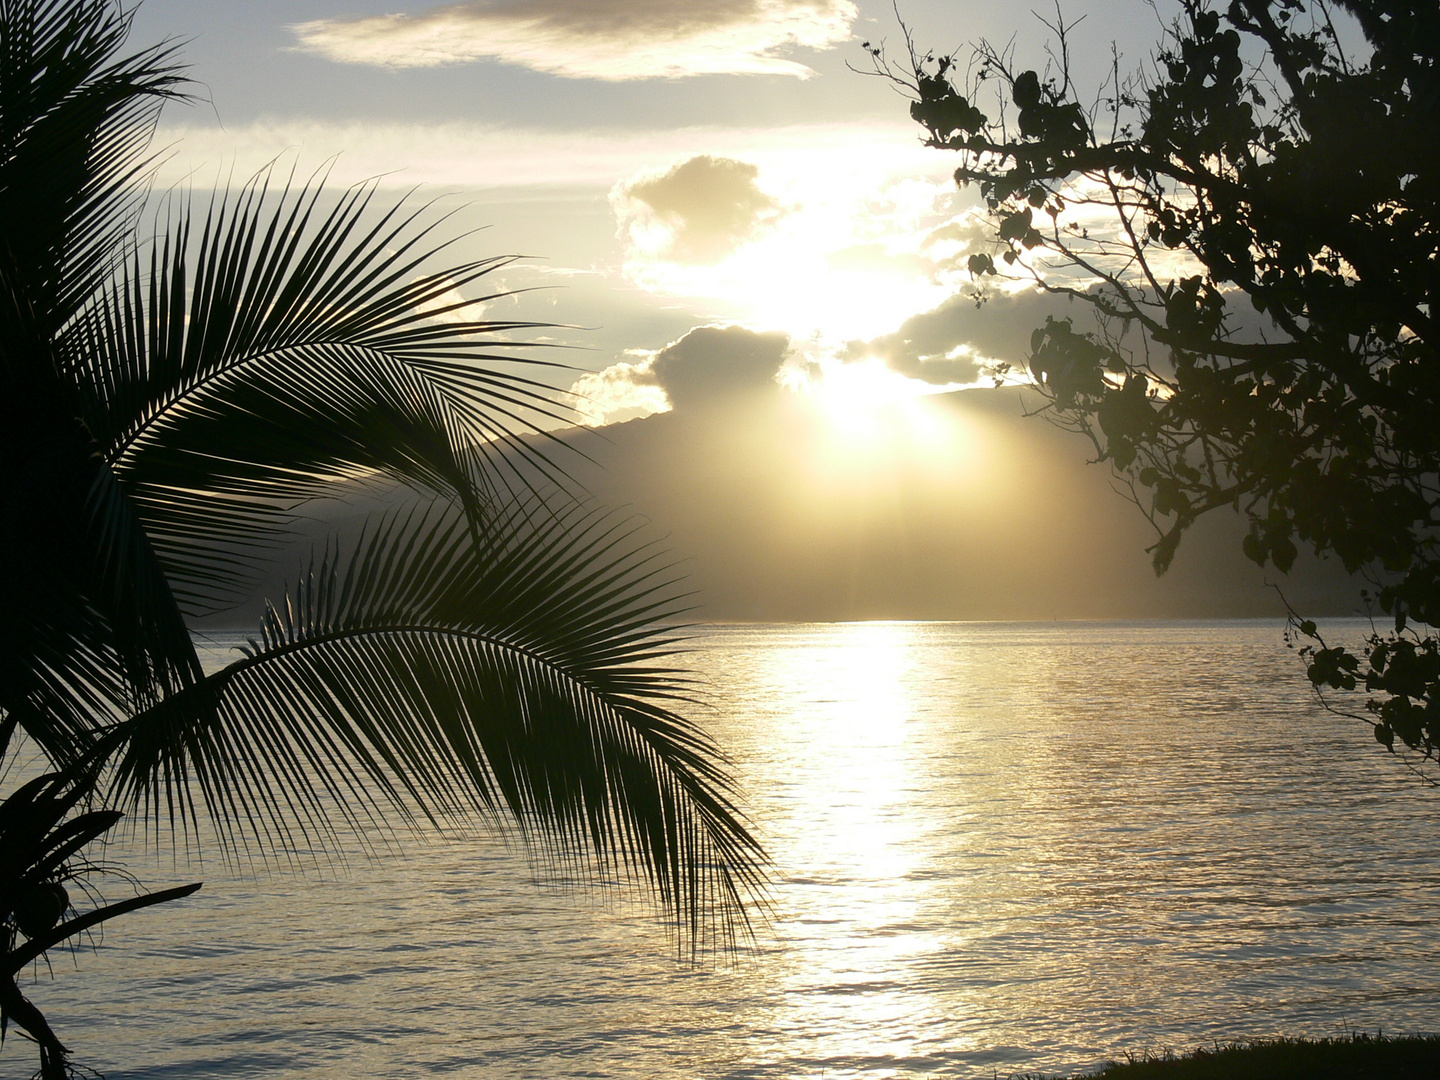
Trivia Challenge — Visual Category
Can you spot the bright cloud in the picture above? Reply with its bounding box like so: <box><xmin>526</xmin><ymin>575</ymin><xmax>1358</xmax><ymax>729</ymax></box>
<box><xmin>846</xmin><ymin>287</ymin><xmax>1102</xmax><ymax>386</ymax></box>
<box><xmin>570</xmin><ymin>355</ymin><xmax>670</xmax><ymax>425</ymax></box>
<box><xmin>613</xmin><ymin>144</ymin><xmax>964</xmax><ymax>343</ymax></box>
<box><xmin>615</xmin><ymin>155</ymin><xmax>782</xmax><ymax>264</ymax></box>
<box><xmin>291</xmin><ymin>0</ymin><xmax>857</xmax><ymax>80</ymax></box>
<box><xmin>148</xmin><ymin>119</ymin><xmax>937</xmax><ymax>193</ymax></box>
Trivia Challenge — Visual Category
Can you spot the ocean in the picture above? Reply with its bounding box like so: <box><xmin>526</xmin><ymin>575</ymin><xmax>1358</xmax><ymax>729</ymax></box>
<box><xmin>11</xmin><ymin>620</ymin><xmax>1440</xmax><ymax>1079</ymax></box>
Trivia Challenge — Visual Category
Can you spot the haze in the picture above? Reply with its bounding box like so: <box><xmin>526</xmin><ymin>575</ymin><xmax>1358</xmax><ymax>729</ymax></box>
<box><xmin>136</xmin><ymin>0</ymin><xmax>1359</xmax><ymax>623</ymax></box>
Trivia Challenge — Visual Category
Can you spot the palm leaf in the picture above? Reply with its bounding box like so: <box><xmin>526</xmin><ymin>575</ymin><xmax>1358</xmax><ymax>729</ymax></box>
<box><xmin>1</xmin><ymin>0</ymin><xmax>768</xmax><ymax>968</ymax></box>
<box><xmin>104</xmin><ymin>499</ymin><xmax>765</xmax><ymax>950</ymax></box>
<box><xmin>1</xmin><ymin>260</ymin><xmax>201</xmax><ymax>763</ymax></box>
<box><xmin>59</xmin><ymin>169</ymin><xmax>582</xmax><ymax>610</ymax></box>
<box><xmin>0</xmin><ymin>1</ymin><xmax>196</xmax><ymax>755</ymax></box>
<box><xmin>0</xmin><ymin>0</ymin><xmax>186</xmax><ymax>334</ymax></box>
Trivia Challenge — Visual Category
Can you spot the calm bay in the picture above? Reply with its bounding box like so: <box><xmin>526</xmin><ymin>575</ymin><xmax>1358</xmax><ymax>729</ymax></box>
<box><xmin>17</xmin><ymin>619</ymin><xmax>1440</xmax><ymax>1079</ymax></box>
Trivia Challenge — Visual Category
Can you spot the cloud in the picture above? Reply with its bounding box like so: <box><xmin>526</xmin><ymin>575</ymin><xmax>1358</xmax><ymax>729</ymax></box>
<box><xmin>653</xmin><ymin>324</ymin><xmax>790</xmax><ymax>408</ymax></box>
<box><xmin>151</xmin><ymin>118</ymin><xmax>940</xmax><ymax>197</ymax></box>
<box><xmin>824</xmin><ymin>242</ymin><xmax>930</xmax><ymax>280</ymax></box>
<box><xmin>609</xmin><ymin>154</ymin><xmax>969</xmax><ymax>342</ymax></box>
<box><xmin>291</xmin><ymin>0</ymin><xmax>857</xmax><ymax>80</ymax></box>
<box><xmin>920</xmin><ymin>208</ymin><xmax>996</xmax><ymax>274</ymax></box>
<box><xmin>615</xmin><ymin>155</ymin><xmax>781</xmax><ymax>263</ymax></box>
<box><xmin>571</xmin><ymin>325</ymin><xmax>790</xmax><ymax>424</ymax></box>
<box><xmin>850</xmin><ymin>288</ymin><xmax>1097</xmax><ymax>386</ymax></box>
<box><xmin>570</xmin><ymin>356</ymin><xmax>671</xmax><ymax>425</ymax></box>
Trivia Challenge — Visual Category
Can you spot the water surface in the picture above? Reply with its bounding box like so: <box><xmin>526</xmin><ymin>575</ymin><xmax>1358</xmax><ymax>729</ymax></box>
<box><xmin>14</xmin><ymin>620</ymin><xmax>1439</xmax><ymax>1078</ymax></box>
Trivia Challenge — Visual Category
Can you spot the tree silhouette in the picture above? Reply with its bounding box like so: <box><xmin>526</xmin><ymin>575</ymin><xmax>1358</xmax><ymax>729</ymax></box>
<box><xmin>0</xmin><ymin>1</ymin><xmax>765</xmax><ymax>1072</ymax></box>
<box><xmin>2</xmin><ymin>767</ymin><xmax>202</xmax><ymax>1079</ymax></box>
<box><xmin>872</xmin><ymin>0</ymin><xmax>1440</xmax><ymax>773</ymax></box>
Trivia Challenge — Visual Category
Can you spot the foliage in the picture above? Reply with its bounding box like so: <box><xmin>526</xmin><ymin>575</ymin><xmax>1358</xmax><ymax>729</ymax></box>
<box><xmin>1</xmin><ymin>0</ymin><xmax>765</xmax><ymax>1070</ymax></box>
<box><xmin>1054</xmin><ymin>1031</ymin><xmax>1440</xmax><ymax>1080</ymax></box>
<box><xmin>871</xmin><ymin>0</ymin><xmax>1440</xmax><ymax>772</ymax></box>
<box><xmin>1</xmin><ymin>769</ymin><xmax>200</xmax><ymax>1080</ymax></box>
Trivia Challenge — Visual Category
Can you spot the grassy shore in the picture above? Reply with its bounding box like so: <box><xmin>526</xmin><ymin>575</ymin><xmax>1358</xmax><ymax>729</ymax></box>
<box><xmin>1048</xmin><ymin>1033</ymin><xmax>1440</xmax><ymax>1079</ymax></box>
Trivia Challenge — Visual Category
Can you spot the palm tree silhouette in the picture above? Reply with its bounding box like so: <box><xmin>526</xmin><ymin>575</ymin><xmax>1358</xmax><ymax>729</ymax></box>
<box><xmin>1</xmin><ymin>1</ymin><xmax>765</xmax><ymax>1072</ymax></box>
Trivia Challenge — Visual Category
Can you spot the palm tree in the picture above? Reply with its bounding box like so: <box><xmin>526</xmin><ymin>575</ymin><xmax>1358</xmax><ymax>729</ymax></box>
<box><xmin>3</xmin><ymin>766</ymin><xmax>202</xmax><ymax>1079</ymax></box>
<box><xmin>1</xmin><ymin>0</ymin><xmax>766</xmax><ymax>1071</ymax></box>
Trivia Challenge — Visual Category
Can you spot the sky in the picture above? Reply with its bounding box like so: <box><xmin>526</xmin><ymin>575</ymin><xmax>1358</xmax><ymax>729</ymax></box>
<box><xmin>133</xmin><ymin>0</ymin><xmax>1361</xmax><ymax>621</ymax></box>
<box><xmin>132</xmin><ymin>0</ymin><xmax>1167</xmax><ymax>402</ymax></box>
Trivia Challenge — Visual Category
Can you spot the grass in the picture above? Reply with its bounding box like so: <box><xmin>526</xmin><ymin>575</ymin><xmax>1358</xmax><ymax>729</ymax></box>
<box><xmin>1032</xmin><ymin>1032</ymin><xmax>1440</xmax><ymax>1079</ymax></box>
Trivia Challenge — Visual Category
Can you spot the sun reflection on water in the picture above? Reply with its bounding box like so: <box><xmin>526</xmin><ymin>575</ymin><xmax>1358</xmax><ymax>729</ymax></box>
<box><xmin>30</xmin><ymin>621</ymin><xmax>1440</xmax><ymax>1080</ymax></box>
<box><xmin>746</xmin><ymin>622</ymin><xmax>953</xmax><ymax>1073</ymax></box>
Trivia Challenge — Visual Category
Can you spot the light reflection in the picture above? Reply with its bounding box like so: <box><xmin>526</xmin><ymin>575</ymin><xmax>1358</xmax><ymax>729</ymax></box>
<box><xmin>747</xmin><ymin>622</ymin><xmax>948</xmax><ymax>1070</ymax></box>
<box><xmin>31</xmin><ymin>621</ymin><xmax>1440</xmax><ymax>1079</ymax></box>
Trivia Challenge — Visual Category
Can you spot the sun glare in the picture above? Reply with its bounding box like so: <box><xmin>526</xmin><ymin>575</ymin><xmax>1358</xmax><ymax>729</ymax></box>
<box><xmin>804</xmin><ymin>358</ymin><xmax>958</xmax><ymax>450</ymax></box>
<box><xmin>628</xmin><ymin>233</ymin><xmax>948</xmax><ymax>343</ymax></box>
<box><xmin>739</xmin><ymin>245</ymin><xmax>943</xmax><ymax>342</ymax></box>
<box><xmin>618</xmin><ymin>141</ymin><xmax>962</xmax><ymax>342</ymax></box>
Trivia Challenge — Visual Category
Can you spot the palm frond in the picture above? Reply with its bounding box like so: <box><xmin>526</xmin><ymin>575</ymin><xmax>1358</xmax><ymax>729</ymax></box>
<box><xmin>0</xmin><ymin>0</ymin><xmax>186</xmax><ymax>334</ymax></box>
<box><xmin>59</xmin><ymin>168</ymin><xmax>582</xmax><ymax>610</ymax></box>
<box><xmin>105</xmin><ymin>500</ymin><xmax>764</xmax><ymax>950</ymax></box>
<box><xmin>0</xmin><ymin>259</ymin><xmax>200</xmax><ymax>762</ymax></box>
<box><xmin>0</xmin><ymin>0</ymin><xmax>768</xmax><ymax>972</ymax></box>
<box><xmin>0</xmin><ymin>1</ymin><xmax>198</xmax><ymax>752</ymax></box>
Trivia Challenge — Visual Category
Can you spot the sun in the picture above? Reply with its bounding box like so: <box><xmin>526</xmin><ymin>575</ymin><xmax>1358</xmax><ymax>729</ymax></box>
<box><xmin>735</xmin><ymin>246</ymin><xmax>943</xmax><ymax>342</ymax></box>
<box><xmin>802</xmin><ymin>358</ymin><xmax>958</xmax><ymax>449</ymax></box>
<box><xmin>628</xmin><ymin>234</ymin><xmax>947</xmax><ymax>343</ymax></box>
<box><xmin>815</xmin><ymin>358</ymin><xmax>916</xmax><ymax>430</ymax></box>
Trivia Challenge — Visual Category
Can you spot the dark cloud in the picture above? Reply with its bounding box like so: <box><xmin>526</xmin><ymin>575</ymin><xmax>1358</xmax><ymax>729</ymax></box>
<box><xmin>569</xmin><ymin>325</ymin><xmax>790</xmax><ymax>423</ymax></box>
<box><xmin>621</xmin><ymin>156</ymin><xmax>781</xmax><ymax>263</ymax></box>
<box><xmin>292</xmin><ymin>0</ymin><xmax>856</xmax><ymax>79</ymax></box>
<box><xmin>651</xmin><ymin>325</ymin><xmax>789</xmax><ymax>411</ymax></box>
<box><xmin>850</xmin><ymin>288</ymin><xmax>1099</xmax><ymax>385</ymax></box>
<box><xmin>856</xmin><ymin>279</ymin><xmax>1284</xmax><ymax>386</ymax></box>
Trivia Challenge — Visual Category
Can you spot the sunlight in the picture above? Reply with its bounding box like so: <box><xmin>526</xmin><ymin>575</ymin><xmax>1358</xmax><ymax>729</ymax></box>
<box><xmin>626</xmin><ymin>228</ymin><xmax>950</xmax><ymax>342</ymax></box>
<box><xmin>815</xmin><ymin>358</ymin><xmax>927</xmax><ymax>434</ymax></box>
<box><xmin>795</xmin><ymin>357</ymin><xmax>963</xmax><ymax>459</ymax></box>
<box><xmin>735</xmin><ymin>240</ymin><xmax>946</xmax><ymax>342</ymax></box>
<box><xmin>747</xmin><ymin>621</ymin><xmax>947</xmax><ymax>1067</ymax></box>
<box><xmin>616</xmin><ymin>139</ymin><xmax>961</xmax><ymax>342</ymax></box>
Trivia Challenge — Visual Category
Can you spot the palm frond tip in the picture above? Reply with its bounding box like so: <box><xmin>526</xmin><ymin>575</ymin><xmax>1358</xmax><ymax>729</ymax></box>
<box><xmin>106</xmin><ymin>503</ymin><xmax>767</xmax><ymax>949</ymax></box>
<box><xmin>2</xmin><ymin>0</ymin><xmax>767</xmax><ymax>973</ymax></box>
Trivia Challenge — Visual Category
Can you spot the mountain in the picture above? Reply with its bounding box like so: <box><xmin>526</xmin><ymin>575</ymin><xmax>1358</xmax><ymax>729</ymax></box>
<box><xmin>192</xmin><ymin>383</ymin><xmax>1361</xmax><ymax>627</ymax></box>
<box><xmin>552</xmin><ymin>384</ymin><xmax>1360</xmax><ymax>622</ymax></box>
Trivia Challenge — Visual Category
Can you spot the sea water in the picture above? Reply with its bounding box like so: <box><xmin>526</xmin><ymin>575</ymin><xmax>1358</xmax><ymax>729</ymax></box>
<box><xmin>9</xmin><ymin>620</ymin><xmax>1439</xmax><ymax>1079</ymax></box>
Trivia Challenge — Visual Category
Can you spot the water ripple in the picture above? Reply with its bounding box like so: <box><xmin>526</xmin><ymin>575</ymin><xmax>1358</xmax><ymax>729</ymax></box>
<box><xmin>13</xmin><ymin>620</ymin><xmax>1440</xmax><ymax>1079</ymax></box>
